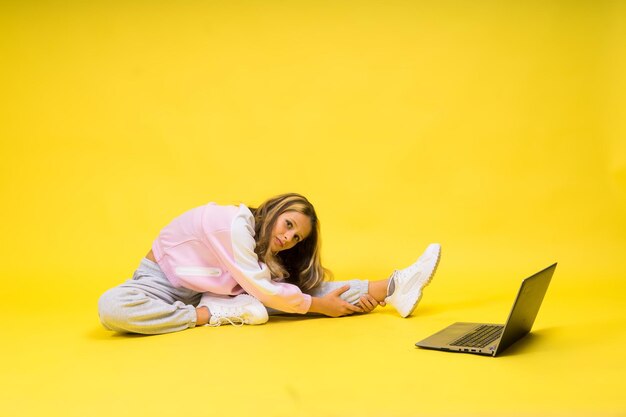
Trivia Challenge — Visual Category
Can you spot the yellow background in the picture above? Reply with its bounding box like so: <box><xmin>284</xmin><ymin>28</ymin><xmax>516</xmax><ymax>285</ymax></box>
<box><xmin>1</xmin><ymin>1</ymin><xmax>625</xmax><ymax>416</ymax></box>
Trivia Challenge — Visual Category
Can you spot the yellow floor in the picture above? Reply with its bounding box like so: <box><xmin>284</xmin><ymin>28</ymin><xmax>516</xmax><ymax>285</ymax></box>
<box><xmin>1</xmin><ymin>1</ymin><xmax>625</xmax><ymax>416</ymax></box>
<box><xmin>2</xmin><ymin>243</ymin><xmax>624</xmax><ymax>417</ymax></box>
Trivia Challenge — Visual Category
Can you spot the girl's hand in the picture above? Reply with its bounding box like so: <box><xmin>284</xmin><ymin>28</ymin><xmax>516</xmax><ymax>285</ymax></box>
<box><xmin>310</xmin><ymin>285</ymin><xmax>364</xmax><ymax>317</ymax></box>
<box><xmin>357</xmin><ymin>294</ymin><xmax>380</xmax><ymax>313</ymax></box>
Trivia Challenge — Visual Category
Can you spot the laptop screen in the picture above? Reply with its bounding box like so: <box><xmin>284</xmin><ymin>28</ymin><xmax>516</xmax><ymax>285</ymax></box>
<box><xmin>495</xmin><ymin>263</ymin><xmax>556</xmax><ymax>355</ymax></box>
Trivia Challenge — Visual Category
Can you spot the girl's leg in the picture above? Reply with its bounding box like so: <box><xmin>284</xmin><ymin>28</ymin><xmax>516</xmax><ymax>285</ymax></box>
<box><xmin>308</xmin><ymin>279</ymin><xmax>372</xmax><ymax>304</ymax></box>
<box><xmin>367</xmin><ymin>279</ymin><xmax>391</xmax><ymax>303</ymax></box>
<box><xmin>267</xmin><ymin>243</ymin><xmax>440</xmax><ymax>317</ymax></box>
<box><xmin>330</xmin><ymin>244</ymin><xmax>441</xmax><ymax>317</ymax></box>
<box><xmin>98</xmin><ymin>259</ymin><xmax>202</xmax><ymax>334</ymax></box>
<box><xmin>265</xmin><ymin>277</ymin><xmax>391</xmax><ymax>316</ymax></box>
<box><xmin>98</xmin><ymin>286</ymin><xmax>199</xmax><ymax>334</ymax></box>
<box><xmin>309</xmin><ymin>278</ymin><xmax>391</xmax><ymax>304</ymax></box>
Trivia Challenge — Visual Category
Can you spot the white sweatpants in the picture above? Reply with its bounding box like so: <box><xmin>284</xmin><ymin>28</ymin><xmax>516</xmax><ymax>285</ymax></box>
<box><xmin>98</xmin><ymin>258</ymin><xmax>369</xmax><ymax>335</ymax></box>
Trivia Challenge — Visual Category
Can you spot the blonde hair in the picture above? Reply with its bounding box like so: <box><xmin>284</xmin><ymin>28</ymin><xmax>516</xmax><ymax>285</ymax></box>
<box><xmin>249</xmin><ymin>193</ymin><xmax>331</xmax><ymax>292</ymax></box>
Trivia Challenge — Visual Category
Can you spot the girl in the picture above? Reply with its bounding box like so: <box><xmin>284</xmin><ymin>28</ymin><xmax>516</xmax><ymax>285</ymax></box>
<box><xmin>98</xmin><ymin>193</ymin><xmax>441</xmax><ymax>334</ymax></box>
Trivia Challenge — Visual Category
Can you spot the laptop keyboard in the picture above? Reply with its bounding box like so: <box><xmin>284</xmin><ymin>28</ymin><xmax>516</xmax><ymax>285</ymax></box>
<box><xmin>450</xmin><ymin>325</ymin><xmax>504</xmax><ymax>348</ymax></box>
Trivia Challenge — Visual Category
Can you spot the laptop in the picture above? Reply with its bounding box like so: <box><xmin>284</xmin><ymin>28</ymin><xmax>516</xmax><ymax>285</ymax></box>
<box><xmin>415</xmin><ymin>263</ymin><xmax>556</xmax><ymax>357</ymax></box>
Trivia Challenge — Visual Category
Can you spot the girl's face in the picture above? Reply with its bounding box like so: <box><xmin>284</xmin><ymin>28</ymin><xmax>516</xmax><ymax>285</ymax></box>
<box><xmin>270</xmin><ymin>211</ymin><xmax>312</xmax><ymax>253</ymax></box>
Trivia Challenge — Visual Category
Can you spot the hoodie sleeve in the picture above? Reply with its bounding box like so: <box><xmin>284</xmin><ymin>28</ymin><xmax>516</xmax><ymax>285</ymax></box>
<box><xmin>206</xmin><ymin>206</ymin><xmax>312</xmax><ymax>314</ymax></box>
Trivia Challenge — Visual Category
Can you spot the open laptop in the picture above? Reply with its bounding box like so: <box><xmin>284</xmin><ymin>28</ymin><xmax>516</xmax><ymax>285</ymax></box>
<box><xmin>416</xmin><ymin>263</ymin><xmax>556</xmax><ymax>357</ymax></box>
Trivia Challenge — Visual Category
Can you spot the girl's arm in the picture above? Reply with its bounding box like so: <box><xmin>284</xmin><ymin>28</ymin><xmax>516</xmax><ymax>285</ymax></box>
<box><xmin>207</xmin><ymin>211</ymin><xmax>312</xmax><ymax>314</ymax></box>
<box><xmin>308</xmin><ymin>285</ymin><xmax>364</xmax><ymax>317</ymax></box>
<box><xmin>207</xmin><ymin>207</ymin><xmax>365</xmax><ymax>317</ymax></box>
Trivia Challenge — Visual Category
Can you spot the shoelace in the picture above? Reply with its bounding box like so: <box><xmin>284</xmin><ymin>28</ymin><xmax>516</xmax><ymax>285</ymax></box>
<box><xmin>208</xmin><ymin>316</ymin><xmax>245</xmax><ymax>327</ymax></box>
<box><xmin>207</xmin><ymin>306</ymin><xmax>246</xmax><ymax>327</ymax></box>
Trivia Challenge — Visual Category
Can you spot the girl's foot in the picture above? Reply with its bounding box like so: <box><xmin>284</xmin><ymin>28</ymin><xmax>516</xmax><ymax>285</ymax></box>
<box><xmin>198</xmin><ymin>294</ymin><xmax>269</xmax><ymax>326</ymax></box>
<box><xmin>385</xmin><ymin>243</ymin><xmax>441</xmax><ymax>317</ymax></box>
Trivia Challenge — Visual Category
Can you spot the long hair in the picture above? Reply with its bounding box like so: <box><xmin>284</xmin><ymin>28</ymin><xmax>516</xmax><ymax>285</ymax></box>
<box><xmin>249</xmin><ymin>193</ymin><xmax>331</xmax><ymax>292</ymax></box>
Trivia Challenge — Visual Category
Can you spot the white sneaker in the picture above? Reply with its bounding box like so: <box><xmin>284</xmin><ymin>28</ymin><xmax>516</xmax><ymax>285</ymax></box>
<box><xmin>198</xmin><ymin>294</ymin><xmax>269</xmax><ymax>326</ymax></box>
<box><xmin>384</xmin><ymin>243</ymin><xmax>441</xmax><ymax>318</ymax></box>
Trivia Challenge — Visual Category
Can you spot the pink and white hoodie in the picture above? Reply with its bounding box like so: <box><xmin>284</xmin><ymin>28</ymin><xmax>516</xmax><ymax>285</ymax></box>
<box><xmin>151</xmin><ymin>203</ymin><xmax>312</xmax><ymax>314</ymax></box>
